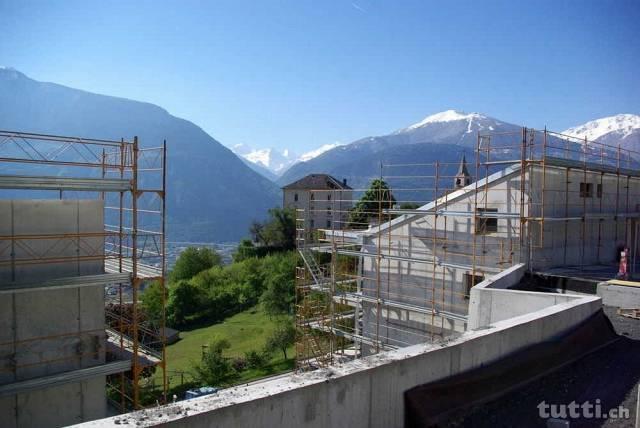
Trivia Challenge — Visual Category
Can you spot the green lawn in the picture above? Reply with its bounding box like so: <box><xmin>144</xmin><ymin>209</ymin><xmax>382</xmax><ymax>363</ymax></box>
<box><xmin>149</xmin><ymin>305</ymin><xmax>294</xmax><ymax>394</ymax></box>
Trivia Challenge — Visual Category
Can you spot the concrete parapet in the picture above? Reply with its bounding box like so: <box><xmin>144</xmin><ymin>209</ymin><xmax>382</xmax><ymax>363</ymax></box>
<box><xmin>467</xmin><ymin>263</ymin><xmax>591</xmax><ymax>330</ymax></box>
<box><xmin>597</xmin><ymin>281</ymin><xmax>640</xmax><ymax>308</ymax></box>
<box><xmin>76</xmin><ymin>284</ymin><xmax>601</xmax><ymax>428</ymax></box>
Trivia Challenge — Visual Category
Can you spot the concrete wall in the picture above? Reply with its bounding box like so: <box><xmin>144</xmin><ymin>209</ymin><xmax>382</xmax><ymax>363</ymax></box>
<box><xmin>596</xmin><ymin>282</ymin><xmax>640</xmax><ymax>308</ymax></box>
<box><xmin>0</xmin><ymin>200</ymin><xmax>107</xmax><ymax>428</ymax></box>
<box><xmin>0</xmin><ymin>200</ymin><xmax>105</xmax><ymax>282</ymax></box>
<box><xmin>467</xmin><ymin>263</ymin><xmax>587</xmax><ymax>329</ymax></box>
<box><xmin>0</xmin><ymin>378</ymin><xmax>106</xmax><ymax>428</ymax></box>
<box><xmin>77</xmin><ymin>289</ymin><xmax>601</xmax><ymax>428</ymax></box>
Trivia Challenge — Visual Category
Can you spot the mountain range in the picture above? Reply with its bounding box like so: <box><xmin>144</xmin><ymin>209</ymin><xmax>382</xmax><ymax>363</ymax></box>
<box><xmin>231</xmin><ymin>143</ymin><xmax>341</xmax><ymax>179</ymax></box>
<box><xmin>1</xmin><ymin>67</ymin><xmax>637</xmax><ymax>242</ymax></box>
<box><xmin>0</xmin><ymin>67</ymin><xmax>280</xmax><ymax>242</ymax></box>
<box><xmin>277</xmin><ymin>110</ymin><xmax>640</xmax><ymax>191</ymax></box>
<box><xmin>277</xmin><ymin>110</ymin><xmax>520</xmax><ymax>189</ymax></box>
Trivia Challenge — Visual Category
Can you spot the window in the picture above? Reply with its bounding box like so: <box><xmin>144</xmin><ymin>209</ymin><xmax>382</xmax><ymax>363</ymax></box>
<box><xmin>597</xmin><ymin>183</ymin><xmax>602</xmax><ymax>198</ymax></box>
<box><xmin>580</xmin><ymin>182</ymin><xmax>593</xmax><ymax>198</ymax></box>
<box><xmin>310</xmin><ymin>193</ymin><xmax>315</xmax><ymax>201</ymax></box>
<box><xmin>294</xmin><ymin>193</ymin><xmax>298</xmax><ymax>202</ymax></box>
<box><xmin>475</xmin><ymin>208</ymin><xmax>498</xmax><ymax>234</ymax></box>
<box><xmin>328</xmin><ymin>194</ymin><xmax>332</xmax><ymax>201</ymax></box>
<box><xmin>464</xmin><ymin>273</ymin><xmax>485</xmax><ymax>299</ymax></box>
<box><xmin>310</xmin><ymin>219</ymin><xmax>315</xmax><ymax>228</ymax></box>
<box><xmin>326</xmin><ymin>219</ymin><xmax>332</xmax><ymax>228</ymax></box>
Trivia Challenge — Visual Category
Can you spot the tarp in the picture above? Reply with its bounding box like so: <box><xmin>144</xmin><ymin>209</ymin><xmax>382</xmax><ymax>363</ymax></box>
<box><xmin>404</xmin><ymin>309</ymin><xmax>618</xmax><ymax>428</ymax></box>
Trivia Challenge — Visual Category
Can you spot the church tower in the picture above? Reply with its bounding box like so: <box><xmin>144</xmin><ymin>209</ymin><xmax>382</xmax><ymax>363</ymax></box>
<box><xmin>454</xmin><ymin>154</ymin><xmax>471</xmax><ymax>189</ymax></box>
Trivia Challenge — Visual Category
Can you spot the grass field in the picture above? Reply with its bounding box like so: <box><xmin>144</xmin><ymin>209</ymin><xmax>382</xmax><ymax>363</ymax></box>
<box><xmin>149</xmin><ymin>305</ymin><xmax>295</xmax><ymax>394</ymax></box>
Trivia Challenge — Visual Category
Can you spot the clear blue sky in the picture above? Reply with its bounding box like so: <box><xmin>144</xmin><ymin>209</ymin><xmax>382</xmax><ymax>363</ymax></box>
<box><xmin>1</xmin><ymin>0</ymin><xmax>638</xmax><ymax>153</ymax></box>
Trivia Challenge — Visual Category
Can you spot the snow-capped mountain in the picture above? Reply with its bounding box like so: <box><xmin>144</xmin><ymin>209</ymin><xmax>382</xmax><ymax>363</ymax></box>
<box><xmin>232</xmin><ymin>143</ymin><xmax>343</xmax><ymax>178</ymax></box>
<box><xmin>562</xmin><ymin>114</ymin><xmax>640</xmax><ymax>153</ymax></box>
<box><xmin>299</xmin><ymin>143</ymin><xmax>342</xmax><ymax>162</ymax></box>
<box><xmin>398</xmin><ymin>110</ymin><xmax>501</xmax><ymax>133</ymax></box>
<box><xmin>232</xmin><ymin>144</ymin><xmax>297</xmax><ymax>176</ymax></box>
<box><xmin>391</xmin><ymin>109</ymin><xmax>511</xmax><ymax>145</ymax></box>
<box><xmin>278</xmin><ymin>109</ymin><xmax>520</xmax><ymax>187</ymax></box>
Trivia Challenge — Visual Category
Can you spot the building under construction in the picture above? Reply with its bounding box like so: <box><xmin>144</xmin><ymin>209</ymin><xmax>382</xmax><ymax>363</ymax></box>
<box><xmin>0</xmin><ymin>130</ymin><xmax>167</xmax><ymax>427</ymax></box>
<box><xmin>295</xmin><ymin>128</ymin><xmax>640</xmax><ymax>368</ymax></box>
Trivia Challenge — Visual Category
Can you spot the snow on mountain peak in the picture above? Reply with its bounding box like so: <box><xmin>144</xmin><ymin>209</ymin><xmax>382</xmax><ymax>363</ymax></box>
<box><xmin>0</xmin><ymin>66</ymin><xmax>26</xmax><ymax>80</ymax></box>
<box><xmin>232</xmin><ymin>142</ymin><xmax>344</xmax><ymax>177</ymax></box>
<box><xmin>299</xmin><ymin>143</ymin><xmax>342</xmax><ymax>162</ymax></box>
<box><xmin>244</xmin><ymin>148</ymin><xmax>273</xmax><ymax>167</ymax></box>
<box><xmin>562</xmin><ymin>114</ymin><xmax>640</xmax><ymax>142</ymax></box>
<box><xmin>406</xmin><ymin>110</ymin><xmax>486</xmax><ymax>130</ymax></box>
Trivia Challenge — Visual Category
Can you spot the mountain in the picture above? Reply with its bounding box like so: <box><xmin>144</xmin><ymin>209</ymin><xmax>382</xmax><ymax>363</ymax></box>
<box><xmin>232</xmin><ymin>144</ymin><xmax>297</xmax><ymax>178</ymax></box>
<box><xmin>277</xmin><ymin>110</ymin><xmax>521</xmax><ymax>190</ymax></box>
<box><xmin>0</xmin><ymin>67</ymin><xmax>280</xmax><ymax>242</ymax></box>
<box><xmin>236</xmin><ymin>155</ymin><xmax>279</xmax><ymax>181</ymax></box>
<box><xmin>298</xmin><ymin>143</ymin><xmax>343</xmax><ymax>162</ymax></box>
<box><xmin>232</xmin><ymin>143</ymin><xmax>342</xmax><ymax>179</ymax></box>
<box><xmin>562</xmin><ymin>114</ymin><xmax>640</xmax><ymax>153</ymax></box>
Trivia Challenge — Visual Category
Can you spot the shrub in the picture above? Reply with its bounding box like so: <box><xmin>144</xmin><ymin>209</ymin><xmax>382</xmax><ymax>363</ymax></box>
<box><xmin>244</xmin><ymin>349</ymin><xmax>270</xmax><ymax>369</ymax></box>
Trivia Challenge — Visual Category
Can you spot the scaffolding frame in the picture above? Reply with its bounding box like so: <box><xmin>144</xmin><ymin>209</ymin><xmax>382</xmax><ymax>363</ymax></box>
<box><xmin>295</xmin><ymin>127</ymin><xmax>640</xmax><ymax>369</ymax></box>
<box><xmin>0</xmin><ymin>130</ymin><xmax>167</xmax><ymax>412</ymax></box>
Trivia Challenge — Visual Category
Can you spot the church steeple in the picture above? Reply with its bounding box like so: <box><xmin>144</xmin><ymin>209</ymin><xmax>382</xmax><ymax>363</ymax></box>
<box><xmin>454</xmin><ymin>154</ymin><xmax>471</xmax><ymax>189</ymax></box>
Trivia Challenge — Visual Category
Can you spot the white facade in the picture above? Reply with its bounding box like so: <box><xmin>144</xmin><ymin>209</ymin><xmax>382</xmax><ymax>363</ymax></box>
<box><xmin>283</xmin><ymin>177</ymin><xmax>353</xmax><ymax>230</ymax></box>
<box><xmin>357</xmin><ymin>161</ymin><xmax>640</xmax><ymax>352</ymax></box>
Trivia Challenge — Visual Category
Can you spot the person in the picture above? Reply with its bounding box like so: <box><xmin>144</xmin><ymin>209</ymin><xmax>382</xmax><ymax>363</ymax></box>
<box><xmin>617</xmin><ymin>247</ymin><xmax>629</xmax><ymax>280</ymax></box>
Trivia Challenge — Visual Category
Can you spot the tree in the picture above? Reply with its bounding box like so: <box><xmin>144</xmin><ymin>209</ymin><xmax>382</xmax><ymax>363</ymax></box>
<box><xmin>249</xmin><ymin>207</ymin><xmax>296</xmax><ymax>250</ymax></box>
<box><xmin>265</xmin><ymin>319</ymin><xmax>296</xmax><ymax>360</ymax></box>
<box><xmin>192</xmin><ymin>338</ymin><xmax>236</xmax><ymax>386</ymax></box>
<box><xmin>348</xmin><ymin>179</ymin><xmax>396</xmax><ymax>229</ymax></box>
<box><xmin>141</xmin><ymin>280</ymin><xmax>164</xmax><ymax>324</ymax></box>
<box><xmin>170</xmin><ymin>247</ymin><xmax>222</xmax><ymax>282</ymax></box>
<box><xmin>167</xmin><ymin>280</ymin><xmax>205</xmax><ymax>326</ymax></box>
<box><xmin>249</xmin><ymin>221</ymin><xmax>266</xmax><ymax>245</ymax></box>
<box><xmin>233</xmin><ymin>239</ymin><xmax>257</xmax><ymax>262</ymax></box>
<box><xmin>264</xmin><ymin>207</ymin><xmax>296</xmax><ymax>250</ymax></box>
<box><xmin>260</xmin><ymin>252</ymin><xmax>297</xmax><ymax>316</ymax></box>
<box><xmin>399</xmin><ymin>202</ymin><xmax>420</xmax><ymax>210</ymax></box>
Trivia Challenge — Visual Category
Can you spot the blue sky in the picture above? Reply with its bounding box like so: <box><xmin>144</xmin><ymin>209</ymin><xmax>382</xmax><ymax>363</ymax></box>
<box><xmin>1</xmin><ymin>0</ymin><xmax>638</xmax><ymax>153</ymax></box>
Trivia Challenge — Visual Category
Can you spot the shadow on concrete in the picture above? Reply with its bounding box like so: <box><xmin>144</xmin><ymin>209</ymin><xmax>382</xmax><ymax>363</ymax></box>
<box><xmin>405</xmin><ymin>308</ymin><xmax>640</xmax><ymax>428</ymax></box>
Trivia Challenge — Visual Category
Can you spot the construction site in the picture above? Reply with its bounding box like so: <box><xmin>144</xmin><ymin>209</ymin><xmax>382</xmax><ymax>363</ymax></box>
<box><xmin>3</xmin><ymin>126</ymin><xmax>640</xmax><ymax>427</ymax></box>
<box><xmin>294</xmin><ymin>127</ymin><xmax>640</xmax><ymax>368</ymax></box>
<box><xmin>0</xmin><ymin>130</ymin><xmax>168</xmax><ymax>427</ymax></box>
<box><xmin>72</xmin><ymin>126</ymin><xmax>640</xmax><ymax>427</ymax></box>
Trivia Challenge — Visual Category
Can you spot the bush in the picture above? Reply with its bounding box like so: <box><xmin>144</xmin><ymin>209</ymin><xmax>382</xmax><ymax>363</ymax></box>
<box><xmin>192</xmin><ymin>338</ymin><xmax>236</xmax><ymax>386</ymax></box>
<box><xmin>244</xmin><ymin>349</ymin><xmax>270</xmax><ymax>369</ymax></box>
<box><xmin>170</xmin><ymin>247</ymin><xmax>222</xmax><ymax>282</ymax></box>
<box><xmin>231</xmin><ymin>357</ymin><xmax>248</xmax><ymax>372</ymax></box>
<box><xmin>165</xmin><ymin>251</ymin><xmax>297</xmax><ymax>329</ymax></box>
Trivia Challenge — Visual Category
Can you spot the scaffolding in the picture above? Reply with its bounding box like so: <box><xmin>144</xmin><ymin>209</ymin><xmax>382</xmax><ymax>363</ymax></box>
<box><xmin>0</xmin><ymin>130</ymin><xmax>167</xmax><ymax>412</ymax></box>
<box><xmin>295</xmin><ymin>127</ymin><xmax>640</xmax><ymax>369</ymax></box>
